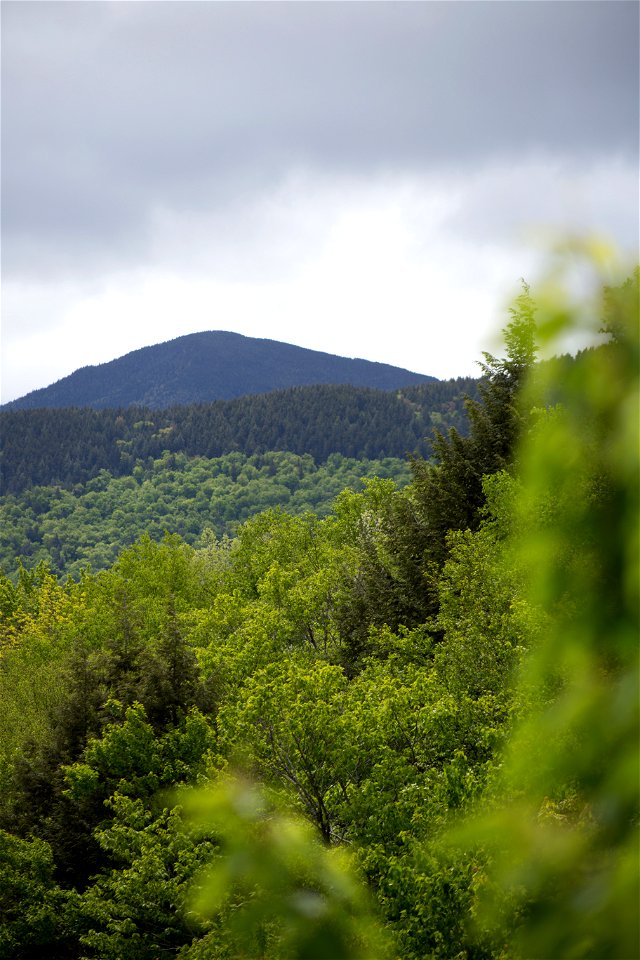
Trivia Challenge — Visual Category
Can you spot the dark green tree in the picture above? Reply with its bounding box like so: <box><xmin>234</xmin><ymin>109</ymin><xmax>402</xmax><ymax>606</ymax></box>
<box><xmin>337</xmin><ymin>284</ymin><xmax>538</xmax><ymax>660</ymax></box>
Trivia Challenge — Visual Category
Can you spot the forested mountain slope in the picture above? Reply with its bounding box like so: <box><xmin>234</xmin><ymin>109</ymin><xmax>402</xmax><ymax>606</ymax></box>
<box><xmin>0</xmin><ymin>271</ymin><xmax>637</xmax><ymax>960</ymax></box>
<box><xmin>0</xmin><ymin>377</ymin><xmax>478</xmax><ymax>494</ymax></box>
<box><xmin>0</xmin><ymin>451</ymin><xmax>411</xmax><ymax>580</ymax></box>
<box><xmin>4</xmin><ymin>330</ymin><xmax>436</xmax><ymax>410</ymax></box>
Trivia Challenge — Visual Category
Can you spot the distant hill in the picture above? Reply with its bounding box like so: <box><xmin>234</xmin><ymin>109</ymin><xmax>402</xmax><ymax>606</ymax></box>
<box><xmin>4</xmin><ymin>331</ymin><xmax>436</xmax><ymax>410</ymax></box>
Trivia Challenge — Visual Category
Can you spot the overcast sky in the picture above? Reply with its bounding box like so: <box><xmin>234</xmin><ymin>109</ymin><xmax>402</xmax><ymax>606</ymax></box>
<box><xmin>1</xmin><ymin>1</ymin><xmax>638</xmax><ymax>403</ymax></box>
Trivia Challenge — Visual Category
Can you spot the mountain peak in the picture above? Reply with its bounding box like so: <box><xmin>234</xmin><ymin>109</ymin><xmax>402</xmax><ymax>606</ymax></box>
<box><xmin>5</xmin><ymin>331</ymin><xmax>436</xmax><ymax>410</ymax></box>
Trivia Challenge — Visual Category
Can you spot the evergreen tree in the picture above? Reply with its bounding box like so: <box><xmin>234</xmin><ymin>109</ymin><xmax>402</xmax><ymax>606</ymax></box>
<box><xmin>340</xmin><ymin>285</ymin><xmax>538</xmax><ymax>653</ymax></box>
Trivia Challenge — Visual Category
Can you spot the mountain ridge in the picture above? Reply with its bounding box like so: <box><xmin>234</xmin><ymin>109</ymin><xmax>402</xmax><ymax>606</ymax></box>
<box><xmin>4</xmin><ymin>331</ymin><xmax>436</xmax><ymax>410</ymax></box>
<box><xmin>0</xmin><ymin>378</ymin><xmax>479</xmax><ymax>495</ymax></box>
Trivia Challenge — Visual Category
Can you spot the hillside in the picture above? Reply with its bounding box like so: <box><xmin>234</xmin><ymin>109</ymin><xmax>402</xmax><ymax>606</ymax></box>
<box><xmin>4</xmin><ymin>331</ymin><xmax>436</xmax><ymax>410</ymax></box>
<box><xmin>0</xmin><ymin>378</ymin><xmax>479</xmax><ymax>495</ymax></box>
<box><xmin>0</xmin><ymin>451</ymin><xmax>412</xmax><ymax>580</ymax></box>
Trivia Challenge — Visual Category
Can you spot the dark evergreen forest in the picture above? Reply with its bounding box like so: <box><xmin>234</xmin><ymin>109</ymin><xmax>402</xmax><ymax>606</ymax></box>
<box><xmin>0</xmin><ymin>378</ymin><xmax>478</xmax><ymax>495</ymax></box>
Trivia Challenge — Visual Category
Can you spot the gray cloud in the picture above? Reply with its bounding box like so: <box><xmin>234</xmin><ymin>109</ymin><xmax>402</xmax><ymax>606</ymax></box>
<box><xmin>2</xmin><ymin>1</ymin><xmax>637</xmax><ymax>278</ymax></box>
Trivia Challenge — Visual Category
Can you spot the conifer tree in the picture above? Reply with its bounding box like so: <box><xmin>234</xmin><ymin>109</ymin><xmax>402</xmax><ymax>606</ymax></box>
<box><xmin>340</xmin><ymin>284</ymin><xmax>538</xmax><ymax>653</ymax></box>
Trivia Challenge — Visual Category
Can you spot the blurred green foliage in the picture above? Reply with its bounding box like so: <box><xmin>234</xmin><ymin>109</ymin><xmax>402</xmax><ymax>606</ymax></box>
<box><xmin>181</xmin><ymin>777</ymin><xmax>390</xmax><ymax>960</ymax></box>
<box><xmin>451</xmin><ymin>250</ymin><xmax>639</xmax><ymax>959</ymax></box>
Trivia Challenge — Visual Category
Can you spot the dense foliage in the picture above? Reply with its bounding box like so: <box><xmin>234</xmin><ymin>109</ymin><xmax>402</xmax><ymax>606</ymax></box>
<box><xmin>0</xmin><ymin>262</ymin><xmax>637</xmax><ymax>959</ymax></box>
<box><xmin>0</xmin><ymin>452</ymin><xmax>410</xmax><ymax>581</ymax></box>
<box><xmin>0</xmin><ymin>378</ymin><xmax>477</xmax><ymax>495</ymax></box>
<box><xmin>3</xmin><ymin>330</ymin><xmax>435</xmax><ymax>411</ymax></box>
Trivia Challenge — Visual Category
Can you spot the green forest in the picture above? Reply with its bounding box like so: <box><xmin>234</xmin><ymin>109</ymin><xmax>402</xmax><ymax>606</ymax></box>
<box><xmin>0</xmin><ymin>262</ymin><xmax>637</xmax><ymax>960</ymax></box>
<box><xmin>0</xmin><ymin>452</ymin><xmax>411</xmax><ymax>581</ymax></box>
<box><xmin>0</xmin><ymin>378</ymin><xmax>478</xmax><ymax>495</ymax></box>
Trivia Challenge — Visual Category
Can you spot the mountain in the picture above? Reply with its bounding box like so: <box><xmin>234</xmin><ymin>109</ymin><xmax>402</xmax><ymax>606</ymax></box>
<box><xmin>4</xmin><ymin>331</ymin><xmax>436</xmax><ymax>410</ymax></box>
